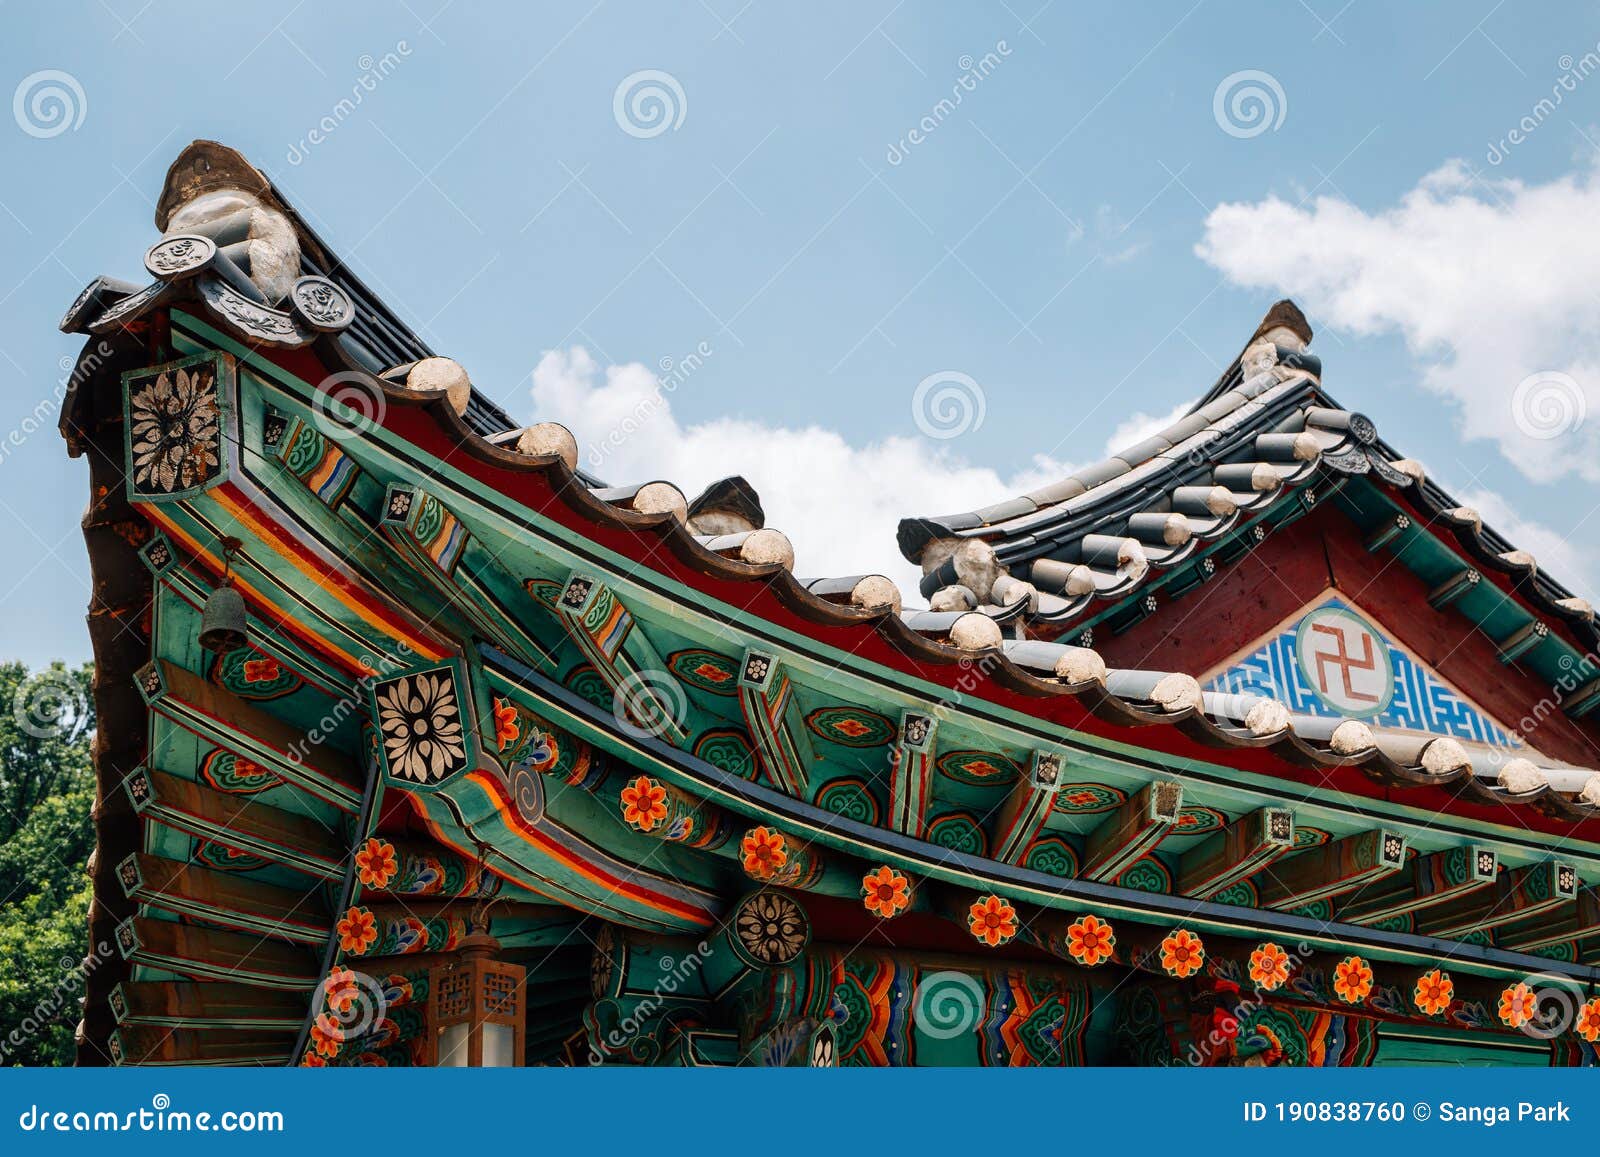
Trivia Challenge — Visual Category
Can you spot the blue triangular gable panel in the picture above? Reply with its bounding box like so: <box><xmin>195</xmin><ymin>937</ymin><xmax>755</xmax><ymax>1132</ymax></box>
<box><xmin>1202</xmin><ymin>593</ymin><xmax>1517</xmax><ymax>748</ymax></box>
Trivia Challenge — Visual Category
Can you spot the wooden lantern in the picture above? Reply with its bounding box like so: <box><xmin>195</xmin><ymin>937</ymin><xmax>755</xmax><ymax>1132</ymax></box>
<box><xmin>425</xmin><ymin>930</ymin><xmax>526</xmax><ymax>1066</ymax></box>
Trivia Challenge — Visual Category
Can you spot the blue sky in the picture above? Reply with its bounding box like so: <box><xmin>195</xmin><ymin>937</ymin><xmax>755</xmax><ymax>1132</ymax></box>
<box><xmin>5</xmin><ymin>1</ymin><xmax>1600</xmax><ymax>668</ymax></box>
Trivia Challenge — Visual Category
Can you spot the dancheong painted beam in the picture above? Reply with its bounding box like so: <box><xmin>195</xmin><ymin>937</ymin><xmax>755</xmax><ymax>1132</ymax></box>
<box><xmin>56</xmin><ymin>140</ymin><xmax>1600</xmax><ymax>1068</ymax></box>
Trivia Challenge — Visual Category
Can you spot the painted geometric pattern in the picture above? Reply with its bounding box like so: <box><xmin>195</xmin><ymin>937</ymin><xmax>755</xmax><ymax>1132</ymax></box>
<box><xmin>209</xmin><ymin>647</ymin><xmax>303</xmax><ymax>700</ymax></box>
<box><xmin>198</xmin><ymin>748</ymin><xmax>283</xmax><ymax>795</ymax></box>
<box><xmin>1022</xmin><ymin>836</ymin><xmax>1078</xmax><ymax>877</ymax></box>
<box><xmin>815</xmin><ymin>777</ymin><xmax>881</xmax><ymax>825</ymax></box>
<box><xmin>1173</xmin><ymin>806</ymin><xmax>1225</xmax><ymax>837</ymax></box>
<box><xmin>935</xmin><ymin>750</ymin><xmax>1022</xmax><ymax>786</ymax></box>
<box><xmin>804</xmin><ymin>706</ymin><xmax>896</xmax><ymax>748</ymax></box>
<box><xmin>1052</xmin><ymin>783</ymin><xmax>1126</xmax><ymax>813</ymax></box>
<box><xmin>1204</xmin><ymin>594</ymin><xmax>1517</xmax><ymax>747</ymax></box>
<box><xmin>666</xmin><ymin>648</ymin><xmax>739</xmax><ymax>695</ymax></box>
<box><xmin>273</xmin><ymin>414</ymin><xmax>359</xmax><ymax>508</ymax></box>
<box><xmin>926</xmin><ymin>811</ymin><xmax>988</xmax><ymax>857</ymax></box>
<box><xmin>692</xmin><ymin>727</ymin><xmax>759</xmax><ymax>779</ymax></box>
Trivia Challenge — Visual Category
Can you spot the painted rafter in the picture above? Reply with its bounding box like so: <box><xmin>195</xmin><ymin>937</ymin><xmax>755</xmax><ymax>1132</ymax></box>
<box><xmin>1079</xmin><ymin>780</ymin><xmax>1183</xmax><ymax>882</ymax></box>
<box><xmin>887</xmin><ymin>709</ymin><xmax>937</xmax><ymax>837</ymax></box>
<box><xmin>1418</xmin><ymin>861</ymin><xmax>1580</xmax><ymax>939</ymax></box>
<box><xmin>1338</xmin><ymin>845</ymin><xmax>1499</xmax><ymax>925</ymax></box>
<box><xmin>735</xmin><ymin>649</ymin><xmax>814</xmax><ymax>798</ymax></box>
<box><xmin>135</xmin><ymin>658</ymin><xmax>362</xmax><ymax>812</ymax></box>
<box><xmin>1176</xmin><ymin>806</ymin><xmax>1295</xmax><ymax>900</ymax></box>
<box><xmin>109</xmin><ymin>981</ymin><xmax>306</xmax><ymax>1032</ymax></box>
<box><xmin>991</xmin><ymin>751</ymin><xmax>1066</xmax><ymax>865</ymax></box>
<box><xmin>116</xmin><ymin>852</ymin><xmax>329</xmax><ymax>945</ymax></box>
<box><xmin>554</xmin><ymin>572</ymin><xmax>688</xmax><ymax>745</ymax></box>
<box><xmin>113</xmin><ymin>917</ymin><xmax>319</xmax><ymax>989</ymax></box>
<box><xmin>1254</xmin><ymin>829</ymin><xmax>1408</xmax><ymax>911</ymax></box>
<box><xmin>379</xmin><ymin>481</ymin><xmax>556</xmax><ymax>669</ymax></box>
<box><xmin>124</xmin><ymin>765</ymin><xmax>346</xmax><ymax>881</ymax></box>
<box><xmin>109</xmin><ymin>1027</ymin><xmax>294</xmax><ymax>1067</ymax></box>
<box><xmin>1498</xmin><ymin>887</ymin><xmax>1600</xmax><ymax>952</ymax></box>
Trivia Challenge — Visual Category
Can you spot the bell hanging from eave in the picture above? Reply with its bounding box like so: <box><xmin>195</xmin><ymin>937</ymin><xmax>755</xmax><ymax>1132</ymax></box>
<box><xmin>199</xmin><ymin>536</ymin><xmax>248</xmax><ymax>654</ymax></box>
<box><xmin>199</xmin><ymin>580</ymin><xmax>248</xmax><ymax>654</ymax></box>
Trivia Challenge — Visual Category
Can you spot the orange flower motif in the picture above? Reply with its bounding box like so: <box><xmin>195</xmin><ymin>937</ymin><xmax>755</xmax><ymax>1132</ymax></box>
<box><xmin>860</xmin><ymin>866</ymin><xmax>910</xmax><ymax>918</ymax></box>
<box><xmin>243</xmin><ymin>657</ymin><xmax>281</xmax><ymax>683</ymax></box>
<box><xmin>1498</xmin><ymin>982</ymin><xmax>1537</xmax><ymax>1029</ymax></box>
<box><xmin>301</xmin><ymin>1051</ymin><xmax>327</xmax><ymax>1068</ymax></box>
<box><xmin>492</xmin><ymin>697</ymin><xmax>519</xmax><ymax>751</ymax></box>
<box><xmin>325</xmin><ymin>967</ymin><xmax>359</xmax><ymax>1013</ymax></box>
<box><xmin>353</xmin><ymin>838</ymin><xmax>398</xmax><ymax>889</ymax></box>
<box><xmin>1414</xmin><ymin>968</ymin><xmax>1454</xmax><ymax>1016</ymax></box>
<box><xmin>1248</xmin><ymin>943</ymin><xmax>1291</xmax><ymax>991</ymax></box>
<box><xmin>1577</xmin><ymin>998</ymin><xmax>1600</xmax><ymax>1043</ymax></box>
<box><xmin>309</xmin><ymin>1012</ymin><xmax>344</xmax><ymax>1058</ymax></box>
<box><xmin>336</xmin><ymin>906</ymin><xmax>378</xmax><ymax>955</ymax></box>
<box><xmin>1066</xmin><ymin>914</ymin><xmax>1115</xmax><ymax>966</ymax></box>
<box><xmin>1160</xmin><ymin>929</ymin><xmax>1205</xmax><ymax>979</ymax></box>
<box><xmin>741</xmin><ymin>826</ymin><xmax>789</xmax><ymax>879</ymax></box>
<box><xmin>967</xmin><ymin>895</ymin><xmax>1018</xmax><ymax>947</ymax></box>
<box><xmin>620</xmin><ymin>776</ymin><xmax>668</xmax><ymax>832</ymax></box>
<box><xmin>1333</xmin><ymin>956</ymin><xmax>1373</xmax><ymax>1004</ymax></box>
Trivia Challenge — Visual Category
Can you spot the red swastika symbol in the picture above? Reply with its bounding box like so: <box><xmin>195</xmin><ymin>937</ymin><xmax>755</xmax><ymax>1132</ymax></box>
<box><xmin>1308</xmin><ymin>622</ymin><xmax>1380</xmax><ymax>703</ymax></box>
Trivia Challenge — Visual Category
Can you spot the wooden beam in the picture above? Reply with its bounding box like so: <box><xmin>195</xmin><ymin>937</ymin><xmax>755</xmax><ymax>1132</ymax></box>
<box><xmin>1176</xmin><ymin>807</ymin><xmax>1295</xmax><ymax>900</ymax></box>
<box><xmin>1255</xmin><ymin>829</ymin><xmax>1408</xmax><ymax>910</ymax></box>
<box><xmin>1496</xmin><ymin>621</ymin><xmax>1549</xmax><ymax>666</ymax></box>
<box><xmin>109</xmin><ymin>981</ymin><xmax>306</xmax><ymax>1031</ymax></box>
<box><xmin>735</xmin><ymin>649</ymin><xmax>814</xmax><ymax>797</ymax></box>
<box><xmin>992</xmin><ymin>752</ymin><xmax>1065</xmax><ymax>865</ymax></box>
<box><xmin>378</xmin><ymin>481</ymin><xmax>556</xmax><ymax>669</ymax></box>
<box><xmin>116</xmin><ymin>852</ymin><xmax>329</xmax><ymax>944</ymax></box>
<box><xmin>1338</xmin><ymin>845</ymin><xmax>1498</xmax><ymax>925</ymax></box>
<box><xmin>554</xmin><ymin>572</ymin><xmax>687</xmax><ymax>745</ymax></box>
<box><xmin>360</xmin><ymin>838</ymin><xmax>487</xmax><ymax>898</ymax></box>
<box><xmin>109</xmin><ymin>1026</ymin><xmax>295</xmax><ymax>1067</ymax></box>
<box><xmin>114</xmin><ymin>917</ymin><xmax>319</xmax><ymax>989</ymax></box>
<box><xmin>1427</xmin><ymin>567</ymin><xmax>1480</xmax><ymax>611</ymax></box>
<box><xmin>1363</xmin><ymin>514</ymin><xmax>1409</xmax><ymax>553</ymax></box>
<box><xmin>124</xmin><ymin>765</ymin><xmax>345</xmax><ymax>880</ymax></box>
<box><xmin>1498</xmin><ymin>887</ymin><xmax>1600</xmax><ymax>952</ymax></box>
<box><xmin>137</xmin><ymin>658</ymin><xmax>362</xmax><ymax>811</ymax></box>
<box><xmin>887</xmin><ymin>709</ymin><xmax>937</xmax><ymax>837</ymax></box>
<box><xmin>1080</xmin><ymin>781</ymin><xmax>1183</xmax><ymax>882</ymax></box>
<box><xmin>1419</xmin><ymin>861</ymin><xmax>1579</xmax><ymax>939</ymax></box>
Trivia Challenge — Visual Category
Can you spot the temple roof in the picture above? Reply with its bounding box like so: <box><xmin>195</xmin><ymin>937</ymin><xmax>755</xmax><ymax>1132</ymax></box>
<box><xmin>896</xmin><ymin>300</ymin><xmax>1596</xmax><ymax>638</ymax></box>
<box><xmin>61</xmin><ymin>141</ymin><xmax>1600</xmax><ymax>838</ymax></box>
<box><xmin>59</xmin><ymin>141</ymin><xmax>1600</xmax><ymax>1066</ymax></box>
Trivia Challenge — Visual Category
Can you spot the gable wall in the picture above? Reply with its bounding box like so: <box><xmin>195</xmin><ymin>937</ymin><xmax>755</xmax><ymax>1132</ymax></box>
<box><xmin>1089</xmin><ymin>504</ymin><xmax>1600</xmax><ymax>769</ymax></box>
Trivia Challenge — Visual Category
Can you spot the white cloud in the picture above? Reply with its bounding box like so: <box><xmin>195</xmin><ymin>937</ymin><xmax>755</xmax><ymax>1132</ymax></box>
<box><xmin>1103</xmin><ymin>401</ymin><xmax>1193</xmax><ymax>458</ymax></box>
<box><xmin>1196</xmin><ymin>158</ymin><xmax>1600</xmax><ymax>484</ymax></box>
<box><xmin>1456</xmin><ymin>485</ymin><xmax>1596</xmax><ymax>603</ymax></box>
<box><xmin>531</xmin><ymin>348</ymin><xmax>1076</xmax><ymax>604</ymax></box>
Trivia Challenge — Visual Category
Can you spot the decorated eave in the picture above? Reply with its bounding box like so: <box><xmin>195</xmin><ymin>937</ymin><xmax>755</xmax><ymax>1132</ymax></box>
<box><xmin>58</xmin><ymin>140</ymin><xmax>1600</xmax><ymax>1069</ymax></box>
<box><xmin>896</xmin><ymin>300</ymin><xmax>1600</xmax><ymax>819</ymax></box>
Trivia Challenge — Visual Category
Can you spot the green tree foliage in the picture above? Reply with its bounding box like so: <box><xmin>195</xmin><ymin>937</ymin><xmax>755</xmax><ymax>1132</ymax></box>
<box><xmin>0</xmin><ymin>661</ymin><xmax>96</xmax><ymax>1066</ymax></box>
